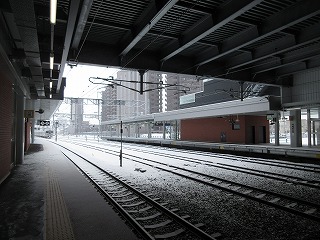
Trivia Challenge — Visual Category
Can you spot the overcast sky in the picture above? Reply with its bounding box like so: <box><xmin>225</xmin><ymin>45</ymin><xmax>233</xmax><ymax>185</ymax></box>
<box><xmin>63</xmin><ymin>64</ymin><xmax>119</xmax><ymax>99</ymax></box>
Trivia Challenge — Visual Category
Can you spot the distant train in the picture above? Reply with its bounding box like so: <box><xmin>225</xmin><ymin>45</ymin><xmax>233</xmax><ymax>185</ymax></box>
<box><xmin>34</xmin><ymin>127</ymin><xmax>53</xmax><ymax>139</ymax></box>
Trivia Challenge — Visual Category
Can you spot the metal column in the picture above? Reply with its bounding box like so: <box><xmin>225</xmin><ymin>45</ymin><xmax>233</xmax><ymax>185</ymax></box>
<box><xmin>289</xmin><ymin>109</ymin><xmax>302</xmax><ymax>147</ymax></box>
<box><xmin>307</xmin><ymin>109</ymin><xmax>311</xmax><ymax>147</ymax></box>
<box><xmin>274</xmin><ymin>111</ymin><xmax>280</xmax><ymax>146</ymax></box>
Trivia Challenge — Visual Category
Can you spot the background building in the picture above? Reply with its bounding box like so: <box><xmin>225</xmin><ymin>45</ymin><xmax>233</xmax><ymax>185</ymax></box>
<box><xmin>101</xmin><ymin>70</ymin><xmax>204</xmax><ymax>119</ymax></box>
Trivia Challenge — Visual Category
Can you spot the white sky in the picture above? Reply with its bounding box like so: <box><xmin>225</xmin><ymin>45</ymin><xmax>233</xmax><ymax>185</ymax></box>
<box><xmin>63</xmin><ymin>64</ymin><xmax>119</xmax><ymax>99</ymax></box>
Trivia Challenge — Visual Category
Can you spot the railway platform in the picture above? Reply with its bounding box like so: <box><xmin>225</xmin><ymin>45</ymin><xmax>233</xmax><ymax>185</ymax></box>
<box><xmin>0</xmin><ymin>138</ymin><xmax>140</xmax><ymax>240</ymax></box>
<box><xmin>101</xmin><ymin>136</ymin><xmax>320</xmax><ymax>161</ymax></box>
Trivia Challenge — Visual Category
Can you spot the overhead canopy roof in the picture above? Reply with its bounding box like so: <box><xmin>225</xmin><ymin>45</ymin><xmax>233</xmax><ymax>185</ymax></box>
<box><xmin>101</xmin><ymin>96</ymin><xmax>280</xmax><ymax>124</ymax></box>
<box><xmin>1</xmin><ymin>0</ymin><xmax>320</xmax><ymax>99</ymax></box>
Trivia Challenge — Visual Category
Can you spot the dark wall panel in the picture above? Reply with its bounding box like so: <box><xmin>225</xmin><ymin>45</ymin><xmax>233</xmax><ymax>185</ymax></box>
<box><xmin>0</xmin><ymin>74</ymin><xmax>13</xmax><ymax>184</ymax></box>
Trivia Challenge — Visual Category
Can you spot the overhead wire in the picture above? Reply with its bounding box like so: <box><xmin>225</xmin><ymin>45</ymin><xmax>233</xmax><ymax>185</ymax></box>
<box><xmin>64</xmin><ymin>0</ymin><xmax>320</xmax><ymax>106</ymax></box>
<box><xmin>76</xmin><ymin>0</ymin><xmax>201</xmax><ymax>99</ymax></box>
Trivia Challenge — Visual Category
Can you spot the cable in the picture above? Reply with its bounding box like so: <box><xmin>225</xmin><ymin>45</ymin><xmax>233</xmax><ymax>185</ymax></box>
<box><xmin>120</xmin><ymin>0</ymin><xmax>201</xmax><ymax>70</ymax></box>
<box><xmin>76</xmin><ymin>0</ymin><xmax>209</xmax><ymax>99</ymax></box>
<box><xmin>74</xmin><ymin>0</ymin><xmax>105</xmax><ymax>62</ymax></box>
<box><xmin>66</xmin><ymin>1</ymin><xmax>320</xmax><ymax>105</ymax></box>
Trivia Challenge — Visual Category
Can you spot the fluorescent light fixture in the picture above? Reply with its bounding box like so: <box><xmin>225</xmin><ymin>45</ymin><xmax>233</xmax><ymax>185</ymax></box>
<box><xmin>50</xmin><ymin>0</ymin><xmax>57</xmax><ymax>24</ymax></box>
<box><xmin>50</xmin><ymin>53</ymin><xmax>54</xmax><ymax>70</ymax></box>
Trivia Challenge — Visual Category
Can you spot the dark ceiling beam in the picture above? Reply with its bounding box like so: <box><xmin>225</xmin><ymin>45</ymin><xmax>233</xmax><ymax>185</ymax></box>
<box><xmin>252</xmin><ymin>42</ymin><xmax>320</xmax><ymax>74</ymax></box>
<box><xmin>227</xmin><ymin>35</ymin><xmax>295</xmax><ymax>69</ymax></box>
<box><xmin>196</xmin><ymin>62</ymin><xmax>285</xmax><ymax>86</ymax></box>
<box><xmin>252</xmin><ymin>71</ymin><xmax>292</xmax><ymax>86</ymax></box>
<box><xmin>57</xmin><ymin>0</ymin><xmax>81</xmax><ymax>93</ymax></box>
<box><xmin>75</xmin><ymin>17</ymin><xmax>214</xmax><ymax>48</ymax></box>
<box><xmin>174</xmin><ymin>1</ymin><xmax>213</xmax><ymax>15</ymax></box>
<box><xmin>196</xmin><ymin>0</ymin><xmax>320</xmax><ymax>67</ymax></box>
<box><xmin>77</xmin><ymin>40</ymin><xmax>290</xmax><ymax>87</ymax></box>
<box><xmin>278</xmin><ymin>56</ymin><xmax>320</xmax><ymax>77</ymax></box>
<box><xmin>78</xmin><ymin>41</ymin><xmax>197</xmax><ymax>74</ymax></box>
<box><xmin>71</xmin><ymin>0</ymin><xmax>94</xmax><ymax>49</ymax></box>
<box><xmin>227</xmin><ymin>22</ymin><xmax>320</xmax><ymax>70</ymax></box>
<box><xmin>119</xmin><ymin>0</ymin><xmax>178</xmax><ymax>57</ymax></box>
<box><xmin>160</xmin><ymin>0</ymin><xmax>264</xmax><ymax>62</ymax></box>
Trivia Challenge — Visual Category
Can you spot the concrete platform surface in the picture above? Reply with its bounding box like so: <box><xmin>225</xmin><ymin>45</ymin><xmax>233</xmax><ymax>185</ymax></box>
<box><xmin>0</xmin><ymin>138</ymin><xmax>140</xmax><ymax>240</ymax></box>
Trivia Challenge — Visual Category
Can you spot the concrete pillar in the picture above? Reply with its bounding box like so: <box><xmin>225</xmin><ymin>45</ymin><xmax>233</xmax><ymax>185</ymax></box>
<box><xmin>317</xmin><ymin>108</ymin><xmax>320</xmax><ymax>146</ymax></box>
<box><xmin>307</xmin><ymin>109</ymin><xmax>311</xmax><ymax>147</ymax></box>
<box><xmin>148</xmin><ymin>122</ymin><xmax>151</xmax><ymax>138</ymax></box>
<box><xmin>162</xmin><ymin>121</ymin><xmax>166</xmax><ymax>139</ymax></box>
<box><xmin>31</xmin><ymin>101</ymin><xmax>35</xmax><ymax>143</ymax></box>
<box><xmin>274</xmin><ymin>111</ymin><xmax>280</xmax><ymax>146</ymax></box>
<box><xmin>289</xmin><ymin>109</ymin><xmax>302</xmax><ymax>147</ymax></box>
<box><xmin>15</xmin><ymin>93</ymin><xmax>25</xmax><ymax>164</ymax></box>
<box><xmin>136</xmin><ymin>123</ymin><xmax>139</xmax><ymax>138</ymax></box>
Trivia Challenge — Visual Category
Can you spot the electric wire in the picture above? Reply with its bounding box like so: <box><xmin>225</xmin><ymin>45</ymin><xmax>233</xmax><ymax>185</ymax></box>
<box><xmin>74</xmin><ymin>0</ymin><xmax>105</xmax><ymax>62</ymax></box>
<box><xmin>76</xmin><ymin>0</ymin><xmax>201</xmax><ymax>99</ymax></box>
<box><xmin>59</xmin><ymin>1</ymin><xmax>320</xmax><ymax>114</ymax></box>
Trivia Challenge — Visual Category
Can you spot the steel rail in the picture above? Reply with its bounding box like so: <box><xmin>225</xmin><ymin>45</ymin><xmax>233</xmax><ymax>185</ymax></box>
<box><xmin>57</xmin><ymin>144</ymin><xmax>218</xmax><ymax>240</ymax></box>
<box><xmin>57</xmin><ymin>140</ymin><xmax>320</xmax><ymax>223</ymax></box>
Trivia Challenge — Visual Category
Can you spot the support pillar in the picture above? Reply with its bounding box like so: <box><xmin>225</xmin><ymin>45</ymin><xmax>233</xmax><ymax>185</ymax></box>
<box><xmin>136</xmin><ymin>123</ymin><xmax>139</xmax><ymax>138</ymax></box>
<box><xmin>307</xmin><ymin>109</ymin><xmax>311</xmax><ymax>147</ymax></box>
<box><xmin>15</xmin><ymin>93</ymin><xmax>25</xmax><ymax>164</ymax></box>
<box><xmin>274</xmin><ymin>111</ymin><xmax>280</xmax><ymax>146</ymax></box>
<box><xmin>162</xmin><ymin>121</ymin><xmax>166</xmax><ymax>139</ymax></box>
<box><xmin>289</xmin><ymin>109</ymin><xmax>302</xmax><ymax>147</ymax></box>
<box><xmin>148</xmin><ymin>122</ymin><xmax>152</xmax><ymax>138</ymax></box>
<box><xmin>317</xmin><ymin>108</ymin><xmax>320</xmax><ymax>146</ymax></box>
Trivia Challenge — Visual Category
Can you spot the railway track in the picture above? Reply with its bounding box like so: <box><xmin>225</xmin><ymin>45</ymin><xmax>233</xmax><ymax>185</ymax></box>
<box><xmin>59</xmin><ymin>145</ymin><xmax>221</xmax><ymax>240</ymax></box>
<box><xmin>54</xmin><ymin>140</ymin><xmax>320</xmax><ymax>223</ymax></box>
<box><xmin>73</xmin><ymin>138</ymin><xmax>320</xmax><ymax>173</ymax></box>
<box><xmin>60</xmin><ymin>139</ymin><xmax>320</xmax><ymax>189</ymax></box>
<box><xmin>114</xmin><ymin>142</ymin><xmax>320</xmax><ymax>173</ymax></box>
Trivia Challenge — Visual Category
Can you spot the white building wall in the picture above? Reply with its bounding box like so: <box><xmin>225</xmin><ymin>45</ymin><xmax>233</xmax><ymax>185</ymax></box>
<box><xmin>292</xmin><ymin>67</ymin><xmax>320</xmax><ymax>103</ymax></box>
<box><xmin>282</xmin><ymin>67</ymin><xmax>320</xmax><ymax>106</ymax></box>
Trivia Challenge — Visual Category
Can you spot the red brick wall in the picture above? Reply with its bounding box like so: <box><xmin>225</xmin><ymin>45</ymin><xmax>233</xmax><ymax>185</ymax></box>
<box><xmin>0</xmin><ymin>75</ymin><xmax>13</xmax><ymax>184</ymax></box>
<box><xmin>181</xmin><ymin>116</ymin><xmax>246</xmax><ymax>143</ymax></box>
<box><xmin>180</xmin><ymin>115</ymin><xmax>269</xmax><ymax>144</ymax></box>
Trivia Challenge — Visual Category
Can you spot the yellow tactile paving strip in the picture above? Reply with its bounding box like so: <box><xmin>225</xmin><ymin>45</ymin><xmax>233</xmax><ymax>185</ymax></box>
<box><xmin>45</xmin><ymin>169</ymin><xmax>75</xmax><ymax>240</ymax></box>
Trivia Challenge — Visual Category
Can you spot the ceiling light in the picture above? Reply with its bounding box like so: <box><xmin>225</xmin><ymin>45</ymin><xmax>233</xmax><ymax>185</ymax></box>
<box><xmin>50</xmin><ymin>0</ymin><xmax>57</xmax><ymax>24</ymax></box>
<box><xmin>50</xmin><ymin>52</ymin><xmax>54</xmax><ymax>70</ymax></box>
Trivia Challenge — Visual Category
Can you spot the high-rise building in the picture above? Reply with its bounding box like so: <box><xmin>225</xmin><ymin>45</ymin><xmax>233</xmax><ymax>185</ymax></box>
<box><xmin>101</xmin><ymin>70</ymin><xmax>203</xmax><ymax>119</ymax></box>
<box><xmin>116</xmin><ymin>70</ymin><xmax>149</xmax><ymax>118</ymax></box>
<box><xmin>101</xmin><ymin>86</ymin><xmax>117</xmax><ymax>121</ymax></box>
<box><xmin>165</xmin><ymin>73</ymin><xmax>203</xmax><ymax>111</ymax></box>
<box><xmin>101</xmin><ymin>70</ymin><xmax>149</xmax><ymax>121</ymax></box>
<box><xmin>145</xmin><ymin>71</ymin><xmax>162</xmax><ymax>113</ymax></box>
